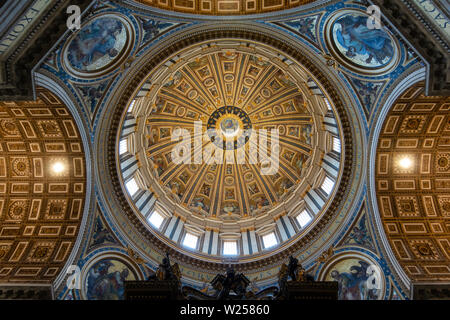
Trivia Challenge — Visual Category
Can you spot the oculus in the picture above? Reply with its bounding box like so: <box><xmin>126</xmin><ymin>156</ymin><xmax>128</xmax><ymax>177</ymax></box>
<box><xmin>207</xmin><ymin>106</ymin><xmax>252</xmax><ymax>150</ymax></box>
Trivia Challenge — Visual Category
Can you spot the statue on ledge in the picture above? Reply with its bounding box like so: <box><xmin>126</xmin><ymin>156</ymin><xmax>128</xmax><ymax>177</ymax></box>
<box><xmin>278</xmin><ymin>255</ymin><xmax>315</xmax><ymax>299</ymax></box>
<box><xmin>282</xmin><ymin>255</ymin><xmax>315</xmax><ymax>282</ymax></box>
<box><xmin>149</xmin><ymin>252</ymin><xmax>181</xmax><ymax>282</ymax></box>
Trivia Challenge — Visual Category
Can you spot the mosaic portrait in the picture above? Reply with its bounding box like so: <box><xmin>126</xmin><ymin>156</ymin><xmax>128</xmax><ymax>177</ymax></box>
<box><xmin>326</xmin><ymin>10</ymin><xmax>398</xmax><ymax>73</ymax></box>
<box><xmin>67</xmin><ymin>16</ymin><xmax>128</xmax><ymax>72</ymax></box>
<box><xmin>324</xmin><ymin>257</ymin><xmax>384</xmax><ymax>300</ymax></box>
<box><xmin>85</xmin><ymin>258</ymin><xmax>137</xmax><ymax>300</ymax></box>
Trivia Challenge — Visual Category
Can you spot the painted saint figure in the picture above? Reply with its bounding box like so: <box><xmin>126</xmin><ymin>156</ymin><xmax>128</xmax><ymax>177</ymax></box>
<box><xmin>86</xmin><ymin>260</ymin><xmax>134</xmax><ymax>300</ymax></box>
<box><xmin>334</xmin><ymin>14</ymin><xmax>394</xmax><ymax>66</ymax></box>
<box><xmin>68</xmin><ymin>17</ymin><xmax>124</xmax><ymax>71</ymax></box>
<box><xmin>330</xmin><ymin>260</ymin><xmax>379</xmax><ymax>300</ymax></box>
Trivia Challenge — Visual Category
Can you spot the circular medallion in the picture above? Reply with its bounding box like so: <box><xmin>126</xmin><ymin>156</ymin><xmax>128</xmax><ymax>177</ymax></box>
<box><xmin>225</xmin><ymin>176</ymin><xmax>235</xmax><ymax>185</ymax></box>
<box><xmin>319</xmin><ymin>252</ymin><xmax>386</xmax><ymax>300</ymax></box>
<box><xmin>244</xmin><ymin>77</ymin><xmax>255</xmax><ymax>86</ymax></box>
<box><xmin>325</xmin><ymin>9</ymin><xmax>399</xmax><ymax>75</ymax></box>
<box><xmin>204</xmin><ymin>78</ymin><xmax>215</xmax><ymax>87</ymax></box>
<box><xmin>224</xmin><ymin>74</ymin><xmax>235</xmax><ymax>82</ymax></box>
<box><xmin>187</xmin><ymin>90</ymin><xmax>198</xmax><ymax>99</ymax></box>
<box><xmin>176</xmin><ymin>106</ymin><xmax>186</xmax><ymax>117</ymax></box>
<box><xmin>273</xmin><ymin>105</ymin><xmax>282</xmax><ymax>115</ymax></box>
<box><xmin>63</xmin><ymin>14</ymin><xmax>134</xmax><ymax>78</ymax></box>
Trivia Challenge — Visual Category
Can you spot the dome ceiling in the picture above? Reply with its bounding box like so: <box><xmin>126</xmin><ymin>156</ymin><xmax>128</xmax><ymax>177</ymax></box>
<box><xmin>0</xmin><ymin>88</ymin><xmax>86</xmax><ymax>283</ymax></box>
<box><xmin>146</xmin><ymin>50</ymin><xmax>315</xmax><ymax>219</ymax></box>
<box><xmin>133</xmin><ymin>0</ymin><xmax>317</xmax><ymax>15</ymax></box>
<box><xmin>375</xmin><ymin>82</ymin><xmax>450</xmax><ymax>282</ymax></box>
<box><xmin>117</xmin><ymin>40</ymin><xmax>344</xmax><ymax>261</ymax></box>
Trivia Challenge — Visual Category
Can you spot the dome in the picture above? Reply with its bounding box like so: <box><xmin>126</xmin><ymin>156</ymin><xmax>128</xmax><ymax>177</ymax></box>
<box><xmin>117</xmin><ymin>39</ymin><xmax>344</xmax><ymax>261</ymax></box>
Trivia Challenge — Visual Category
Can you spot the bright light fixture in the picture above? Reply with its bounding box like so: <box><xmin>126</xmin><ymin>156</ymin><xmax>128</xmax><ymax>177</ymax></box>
<box><xmin>399</xmin><ymin>156</ymin><xmax>412</xmax><ymax>169</ymax></box>
<box><xmin>52</xmin><ymin>162</ymin><xmax>65</xmax><ymax>174</ymax></box>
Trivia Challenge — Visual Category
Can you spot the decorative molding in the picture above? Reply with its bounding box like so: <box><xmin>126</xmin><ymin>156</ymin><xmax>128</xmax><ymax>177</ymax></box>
<box><xmin>368</xmin><ymin>0</ymin><xmax>450</xmax><ymax>95</ymax></box>
<box><xmin>0</xmin><ymin>0</ymin><xmax>93</xmax><ymax>101</ymax></box>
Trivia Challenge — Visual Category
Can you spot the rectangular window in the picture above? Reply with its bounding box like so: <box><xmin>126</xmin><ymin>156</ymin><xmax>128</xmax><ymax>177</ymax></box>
<box><xmin>321</xmin><ymin>176</ymin><xmax>334</xmax><ymax>195</ymax></box>
<box><xmin>262</xmin><ymin>233</ymin><xmax>278</xmax><ymax>249</ymax></box>
<box><xmin>148</xmin><ymin>211</ymin><xmax>164</xmax><ymax>229</ymax></box>
<box><xmin>128</xmin><ymin>100</ymin><xmax>136</xmax><ymax>112</ymax></box>
<box><xmin>183</xmin><ymin>233</ymin><xmax>198</xmax><ymax>249</ymax></box>
<box><xmin>332</xmin><ymin>137</ymin><xmax>341</xmax><ymax>153</ymax></box>
<box><xmin>324</xmin><ymin>98</ymin><xmax>332</xmax><ymax>110</ymax></box>
<box><xmin>223</xmin><ymin>241</ymin><xmax>238</xmax><ymax>255</ymax></box>
<box><xmin>296</xmin><ymin>210</ymin><xmax>312</xmax><ymax>228</ymax></box>
<box><xmin>125</xmin><ymin>178</ymin><xmax>139</xmax><ymax>197</ymax></box>
<box><xmin>119</xmin><ymin>139</ymin><xmax>128</xmax><ymax>155</ymax></box>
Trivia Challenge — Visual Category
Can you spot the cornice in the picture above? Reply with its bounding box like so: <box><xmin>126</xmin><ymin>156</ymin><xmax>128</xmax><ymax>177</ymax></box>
<box><xmin>369</xmin><ymin>0</ymin><xmax>450</xmax><ymax>96</ymax></box>
<box><xmin>0</xmin><ymin>0</ymin><xmax>93</xmax><ymax>101</ymax></box>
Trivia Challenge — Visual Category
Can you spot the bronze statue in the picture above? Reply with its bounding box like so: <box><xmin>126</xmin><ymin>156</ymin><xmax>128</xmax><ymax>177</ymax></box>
<box><xmin>287</xmin><ymin>255</ymin><xmax>299</xmax><ymax>281</ymax></box>
<box><xmin>182</xmin><ymin>267</ymin><xmax>278</xmax><ymax>300</ymax></box>
<box><xmin>278</xmin><ymin>255</ymin><xmax>315</xmax><ymax>299</ymax></box>
<box><xmin>151</xmin><ymin>252</ymin><xmax>181</xmax><ymax>281</ymax></box>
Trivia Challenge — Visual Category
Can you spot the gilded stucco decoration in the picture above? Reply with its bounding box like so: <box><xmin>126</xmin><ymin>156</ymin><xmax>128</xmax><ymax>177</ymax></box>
<box><xmin>0</xmin><ymin>88</ymin><xmax>86</xmax><ymax>283</ymax></box>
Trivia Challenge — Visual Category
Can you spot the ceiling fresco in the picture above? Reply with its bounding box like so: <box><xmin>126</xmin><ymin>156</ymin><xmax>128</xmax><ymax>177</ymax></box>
<box><xmin>83</xmin><ymin>256</ymin><xmax>140</xmax><ymax>300</ymax></box>
<box><xmin>63</xmin><ymin>13</ymin><xmax>136</xmax><ymax>78</ymax></box>
<box><xmin>324</xmin><ymin>9</ymin><xmax>400</xmax><ymax>74</ymax></box>
<box><xmin>0</xmin><ymin>88</ymin><xmax>86</xmax><ymax>284</ymax></box>
<box><xmin>376</xmin><ymin>82</ymin><xmax>450</xmax><ymax>282</ymax></box>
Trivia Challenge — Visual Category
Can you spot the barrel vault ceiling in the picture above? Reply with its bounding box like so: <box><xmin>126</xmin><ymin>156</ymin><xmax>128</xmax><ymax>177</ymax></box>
<box><xmin>0</xmin><ymin>87</ymin><xmax>86</xmax><ymax>284</ymax></box>
<box><xmin>376</xmin><ymin>82</ymin><xmax>450</xmax><ymax>282</ymax></box>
